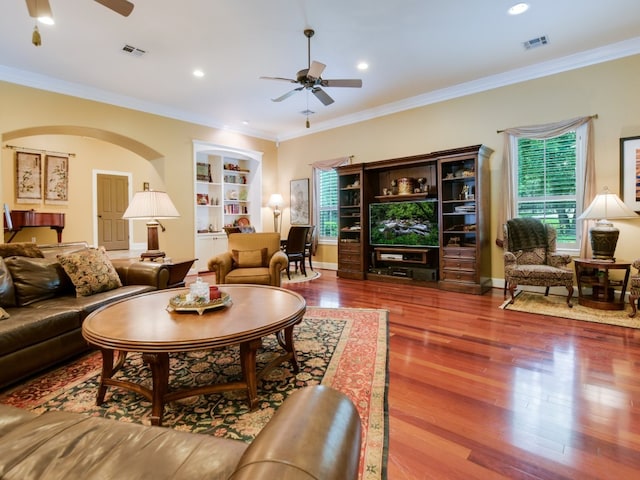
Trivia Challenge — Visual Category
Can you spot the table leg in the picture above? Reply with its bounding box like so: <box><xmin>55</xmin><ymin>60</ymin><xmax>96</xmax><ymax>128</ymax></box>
<box><xmin>239</xmin><ymin>339</ymin><xmax>262</xmax><ymax>410</ymax></box>
<box><xmin>281</xmin><ymin>325</ymin><xmax>299</xmax><ymax>373</ymax></box>
<box><xmin>142</xmin><ymin>352</ymin><xmax>170</xmax><ymax>426</ymax></box>
<box><xmin>96</xmin><ymin>348</ymin><xmax>114</xmax><ymax>405</ymax></box>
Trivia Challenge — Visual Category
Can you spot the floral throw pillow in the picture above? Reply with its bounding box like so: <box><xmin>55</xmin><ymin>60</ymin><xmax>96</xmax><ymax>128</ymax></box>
<box><xmin>57</xmin><ymin>247</ymin><xmax>122</xmax><ymax>297</ymax></box>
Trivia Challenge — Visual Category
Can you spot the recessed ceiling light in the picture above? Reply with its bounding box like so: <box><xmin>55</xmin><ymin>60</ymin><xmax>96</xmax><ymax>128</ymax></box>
<box><xmin>193</xmin><ymin>69</ymin><xmax>205</xmax><ymax>78</ymax></box>
<box><xmin>357</xmin><ymin>62</ymin><xmax>369</xmax><ymax>71</ymax></box>
<box><xmin>241</xmin><ymin>120</ymin><xmax>249</xmax><ymax>126</ymax></box>
<box><xmin>508</xmin><ymin>3</ymin><xmax>529</xmax><ymax>15</ymax></box>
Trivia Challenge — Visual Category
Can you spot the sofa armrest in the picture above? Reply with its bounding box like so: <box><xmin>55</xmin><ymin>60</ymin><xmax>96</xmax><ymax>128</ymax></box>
<box><xmin>230</xmin><ymin>385</ymin><xmax>362</xmax><ymax>480</ymax></box>
<box><xmin>208</xmin><ymin>252</ymin><xmax>233</xmax><ymax>284</ymax></box>
<box><xmin>111</xmin><ymin>260</ymin><xmax>170</xmax><ymax>289</ymax></box>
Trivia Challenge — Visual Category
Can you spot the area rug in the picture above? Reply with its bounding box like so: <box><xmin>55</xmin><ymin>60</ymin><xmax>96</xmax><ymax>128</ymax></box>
<box><xmin>501</xmin><ymin>291</ymin><xmax>640</xmax><ymax>329</ymax></box>
<box><xmin>281</xmin><ymin>269</ymin><xmax>321</xmax><ymax>283</ymax></box>
<box><xmin>0</xmin><ymin>307</ymin><xmax>388</xmax><ymax>480</ymax></box>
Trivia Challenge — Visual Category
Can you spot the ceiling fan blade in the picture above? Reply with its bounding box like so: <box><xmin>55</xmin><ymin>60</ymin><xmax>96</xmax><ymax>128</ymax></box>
<box><xmin>322</xmin><ymin>79</ymin><xmax>363</xmax><ymax>88</ymax></box>
<box><xmin>26</xmin><ymin>0</ymin><xmax>53</xmax><ymax>19</ymax></box>
<box><xmin>94</xmin><ymin>0</ymin><xmax>135</xmax><ymax>17</ymax></box>
<box><xmin>271</xmin><ymin>87</ymin><xmax>304</xmax><ymax>102</ymax></box>
<box><xmin>307</xmin><ymin>61</ymin><xmax>326</xmax><ymax>80</ymax></box>
<box><xmin>259</xmin><ymin>76</ymin><xmax>297</xmax><ymax>83</ymax></box>
<box><xmin>312</xmin><ymin>87</ymin><xmax>335</xmax><ymax>106</ymax></box>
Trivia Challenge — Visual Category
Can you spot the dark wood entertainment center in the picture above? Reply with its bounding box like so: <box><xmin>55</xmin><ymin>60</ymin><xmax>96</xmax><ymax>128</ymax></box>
<box><xmin>336</xmin><ymin>144</ymin><xmax>493</xmax><ymax>294</ymax></box>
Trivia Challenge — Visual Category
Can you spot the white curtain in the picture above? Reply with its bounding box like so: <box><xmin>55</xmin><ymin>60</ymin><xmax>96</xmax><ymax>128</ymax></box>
<box><xmin>310</xmin><ymin>156</ymin><xmax>352</xmax><ymax>231</ymax></box>
<box><xmin>497</xmin><ymin>116</ymin><xmax>596</xmax><ymax>257</ymax></box>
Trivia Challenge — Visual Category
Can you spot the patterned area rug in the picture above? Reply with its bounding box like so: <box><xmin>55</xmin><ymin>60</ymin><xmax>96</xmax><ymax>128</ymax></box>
<box><xmin>0</xmin><ymin>307</ymin><xmax>388</xmax><ymax>480</ymax></box>
<box><xmin>501</xmin><ymin>291</ymin><xmax>640</xmax><ymax>328</ymax></box>
<box><xmin>280</xmin><ymin>269</ymin><xmax>321</xmax><ymax>283</ymax></box>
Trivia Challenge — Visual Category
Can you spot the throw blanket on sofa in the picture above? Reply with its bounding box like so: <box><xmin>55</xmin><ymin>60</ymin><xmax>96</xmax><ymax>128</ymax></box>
<box><xmin>507</xmin><ymin>218</ymin><xmax>548</xmax><ymax>252</ymax></box>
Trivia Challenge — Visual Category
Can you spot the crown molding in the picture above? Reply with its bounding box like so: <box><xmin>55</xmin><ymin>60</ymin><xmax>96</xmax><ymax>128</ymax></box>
<box><xmin>277</xmin><ymin>36</ymin><xmax>640</xmax><ymax>141</ymax></box>
<box><xmin>2</xmin><ymin>36</ymin><xmax>640</xmax><ymax>144</ymax></box>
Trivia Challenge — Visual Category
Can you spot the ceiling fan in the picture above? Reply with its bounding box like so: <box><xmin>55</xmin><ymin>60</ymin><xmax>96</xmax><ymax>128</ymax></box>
<box><xmin>26</xmin><ymin>0</ymin><xmax>134</xmax><ymax>21</ymax></box>
<box><xmin>260</xmin><ymin>29</ymin><xmax>363</xmax><ymax>108</ymax></box>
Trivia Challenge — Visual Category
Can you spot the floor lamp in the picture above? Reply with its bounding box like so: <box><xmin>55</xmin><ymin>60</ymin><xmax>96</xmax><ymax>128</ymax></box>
<box><xmin>268</xmin><ymin>193</ymin><xmax>284</xmax><ymax>233</ymax></box>
<box><xmin>122</xmin><ymin>190</ymin><xmax>180</xmax><ymax>260</ymax></box>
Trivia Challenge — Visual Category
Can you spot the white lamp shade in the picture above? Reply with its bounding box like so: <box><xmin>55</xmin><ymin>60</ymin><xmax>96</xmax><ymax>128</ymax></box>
<box><xmin>122</xmin><ymin>191</ymin><xmax>180</xmax><ymax>219</ymax></box>
<box><xmin>268</xmin><ymin>193</ymin><xmax>284</xmax><ymax>209</ymax></box>
<box><xmin>578</xmin><ymin>188</ymin><xmax>638</xmax><ymax>221</ymax></box>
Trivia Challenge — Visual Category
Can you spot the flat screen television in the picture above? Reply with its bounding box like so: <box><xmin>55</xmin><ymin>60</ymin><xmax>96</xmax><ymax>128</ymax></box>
<box><xmin>369</xmin><ymin>200</ymin><xmax>439</xmax><ymax>247</ymax></box>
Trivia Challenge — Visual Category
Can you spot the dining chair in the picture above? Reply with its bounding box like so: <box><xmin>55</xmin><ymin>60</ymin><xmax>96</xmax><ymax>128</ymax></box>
<box><xmin>284</xmin><ymin>226</ymin><xmax>311</xmax><ymax>280</ymax></box>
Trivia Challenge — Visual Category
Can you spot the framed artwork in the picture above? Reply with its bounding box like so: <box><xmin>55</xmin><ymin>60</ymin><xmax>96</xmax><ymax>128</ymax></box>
<box><xmin>290</xmin><ymin>178</ymin><xmax>310</xmax><ymax>225</ymax></box>
<box><xmin>44</xmin><ymin>155</ymin><xmax>69</xmax><ymax>204</ymax></box>
<box><xmin>15</xmin><ymin>151</ymin><xmax>42</xmax><ymax>203</ymax></box>
<box><xmin>620</xmin><ymin>135</ymin><xmax>640</xmax><ymax>212</ymax></box>
<box><xmin>196</xmin><ymin>162</ymin><xmax>212</xmax><ymax>182</ymax></box>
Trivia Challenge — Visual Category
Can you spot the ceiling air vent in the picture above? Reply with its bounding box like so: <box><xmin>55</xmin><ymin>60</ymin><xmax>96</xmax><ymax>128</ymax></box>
<box><xmin>121</xmin><ymin>44</ymin><xmax>146</xmax><ymax>57</ymax></box>
<box><xmin>523</xmin><ymin>35</ymin><xmax>549</xmax><ymax>50</ymax></box>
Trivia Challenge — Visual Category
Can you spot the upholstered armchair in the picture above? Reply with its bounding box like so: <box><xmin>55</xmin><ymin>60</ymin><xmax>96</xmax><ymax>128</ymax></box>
<box><xmin>208</xmin><ymin>232</ymin><xmax>288</xmax><ymax>287</ymax></box>
<box><xmin>503</xmin><ymin>218</ymin><xmax>574</xmax><ymax>306</ymax></box>
<box><xmin>628</xmin><ymin>259</ymin><xmax>640</xmax><ymax>318</ymax></box>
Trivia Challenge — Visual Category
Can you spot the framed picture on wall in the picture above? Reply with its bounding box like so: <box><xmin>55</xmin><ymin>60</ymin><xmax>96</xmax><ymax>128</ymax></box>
<box><xmin>15</xmin><ymin>151</ymin><xmax>42</xmax><ymax>204</ymax></box>
<box><xmin>290</xmin><ymin>178</ymin><xmax>310</xmax><ymax>225</ymax></box>
<box><xmin>620</xmin><ymin>135</ymin><xmax>640</xmax><ymax>212</ymax></box>
<box><xmin>44</xmin><ymin>155</ymin><xmax>69</xmax><ymax>205</ymax></box>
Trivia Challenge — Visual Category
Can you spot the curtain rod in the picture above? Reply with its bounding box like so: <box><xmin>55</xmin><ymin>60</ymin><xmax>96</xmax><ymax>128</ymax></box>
<box><xmin>3</xmin><ymin>144</ymin><xmax>76</xmax><ymax>158</ymax></box>
<box><xmin>496</xmin><ymin>113</ymin><xmax>598</xmax><ymax>134</ymax></box>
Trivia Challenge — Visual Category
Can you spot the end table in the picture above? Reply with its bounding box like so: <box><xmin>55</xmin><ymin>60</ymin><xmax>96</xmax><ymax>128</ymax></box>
<box><xmin>574</xmin><ymin>258</ymin><xmax>631</xmax><ymax>310</ymax></box>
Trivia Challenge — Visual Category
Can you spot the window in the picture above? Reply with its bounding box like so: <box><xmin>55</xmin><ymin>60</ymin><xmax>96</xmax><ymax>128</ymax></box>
<box><xmin>515</xmin><ymin>131</ymin><xmax>580</xmax><ymax>249</ymax></box>
<box><xmin>315</xmin><ymin>168</ymin><xmax>338</xmax><ymax>240</ymax></box>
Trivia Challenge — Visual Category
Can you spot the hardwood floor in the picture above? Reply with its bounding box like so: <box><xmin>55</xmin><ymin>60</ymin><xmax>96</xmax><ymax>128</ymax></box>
<box><xmin>280</xmin><ymin>270</ymin><xmax>640</xmax><ymax>480</ymax></box>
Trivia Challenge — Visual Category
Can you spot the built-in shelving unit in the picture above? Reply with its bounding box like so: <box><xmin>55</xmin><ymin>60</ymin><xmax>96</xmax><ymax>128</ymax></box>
<box><xmin>336</xmin><ymin>145</ymin><xmax>493</xmax><ymax>294</ymax></box>
<box><xmin>193</xmin><ymin>142</ymin><xmax>262</xmax><ymax>272</ymax></box>
<box><xmin>336</xmin><ymin>164</ymin><xmax>366</xmax><ymax>279</ymax></box>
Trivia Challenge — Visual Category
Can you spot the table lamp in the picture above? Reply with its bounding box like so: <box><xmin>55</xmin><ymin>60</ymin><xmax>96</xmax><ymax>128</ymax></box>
<box><xmin>578</xmin><ymin>186</ymin><xmax>638</xmax><ymax>260</ymax></box>
<box><xmin>122</xmin><ymin>190</ymin><xmax>180</xmax><ymax>260</ymax></box>
<box><xmin>268</xmin><ymin>193</ymin><xmax>284</xmax><ymax>233</ymax></box>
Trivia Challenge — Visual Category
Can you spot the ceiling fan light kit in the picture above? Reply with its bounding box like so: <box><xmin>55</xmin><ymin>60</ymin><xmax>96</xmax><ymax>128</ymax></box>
<box><xmin>260</xmin><ymin>28</ymin><xmax>363</xmax><ymax>127</ymax></box>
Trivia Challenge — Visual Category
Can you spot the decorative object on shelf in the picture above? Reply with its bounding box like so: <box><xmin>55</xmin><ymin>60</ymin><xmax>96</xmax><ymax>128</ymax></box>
<box><xmin>44</xmin><ymin>155</ymin><xmax>68</xmax><ymax>205</ymax></box>
<box><xmin>15</xmin><ymin>151</ymin><xmax>42</xmax><ymax>203</ymax></box>
<box><xmin>196</xmin><ymin>162</ymin><xmax>212</xmax><ymax>182</ymax></box>
<box><xmin>620</xmin><ymin>135</ymin><xmax>640</xmax><ymax>212</ymax></box>
<box><xmin>290</xmin><ymin>178</ymin><xmax>310</xmax><ymax>225</ymax></box>
<box><xmin>268</xmin><ymin>193</ymin><xmax>284</xmax><ymax>232</ymax></box>
<box><xmin>578</xmin><ymin>186</ymin><xmax>638</xmax><ymax>260</ymax></box>
<box><xmin>122</xmin><ymin>190</ymin><xmax>180</xmax><ymax>260</ymax></box>
<box><xmin>227</xmin><ymin>190</ymin><xmax>238</xmax><ymax>200</ymax></box>
<box><xmin>236</xmin><ymin>216</ymin><xmax>250</xmax><ymax>227</ymax></box>
<box><xmin>397</xmin><ymin>177</ymin><xmax>416</xmax><ymax>195</ymax></box>
<box><xmin>196</xmin><ymin>193</ymin><xmax>209</xmax><ymax>205</ymax></box>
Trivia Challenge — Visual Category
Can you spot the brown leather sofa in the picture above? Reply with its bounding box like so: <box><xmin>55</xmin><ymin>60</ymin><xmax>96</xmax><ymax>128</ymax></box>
<box><xmin>0</xmin><ymin>242</ymin><xmax>171</xmax><ymax>389</ymax></box>
<box><xmin>208</xmin><ymin>232</ymin><xmax>288</xmax><ymax>287</ymax></box>
<box><xmin>0</xmin><ymin>385</ymin><xmax>362</xmax><ymax>480</ymax></box>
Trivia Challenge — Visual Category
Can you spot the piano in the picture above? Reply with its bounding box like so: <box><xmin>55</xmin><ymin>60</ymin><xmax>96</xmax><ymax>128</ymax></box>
<box><xmin>4</xmin><ymin>209</ymin><xmax>65</xmax><ymax>243</ymax></box>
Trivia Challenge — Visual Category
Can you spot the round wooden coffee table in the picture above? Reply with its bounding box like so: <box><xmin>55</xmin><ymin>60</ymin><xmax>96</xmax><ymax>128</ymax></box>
<box><xmin>82</xmin><ymin>285</ymin><xmax>306</xmax><ymax>426</ymax></box>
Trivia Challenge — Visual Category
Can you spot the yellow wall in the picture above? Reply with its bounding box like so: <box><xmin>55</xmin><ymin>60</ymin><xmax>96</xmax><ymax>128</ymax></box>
<box><xmin>1</xmin><ymin>82</ymin><xmax>278</xmax><ymax>257</ymax></box>
<box><xmin>2</xmin><ymin>54</ymin><xmax>640</xmax><ymax>283</ymax></box>
<box><xmin>277</xmin><ymin>54</ymin><xmax>640</xmax><ymax>279</ymax></box>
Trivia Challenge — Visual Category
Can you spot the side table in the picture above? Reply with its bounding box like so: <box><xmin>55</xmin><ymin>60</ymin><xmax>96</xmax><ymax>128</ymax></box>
<box><xmin>162</xmin><ymin>258</ymin><xmax>197</xmax><ymax>288</ymax></box>
<box><xmin>574</xmin><ymin>258</ymin><xmax>631</xmax><ymax>311</ymax></box>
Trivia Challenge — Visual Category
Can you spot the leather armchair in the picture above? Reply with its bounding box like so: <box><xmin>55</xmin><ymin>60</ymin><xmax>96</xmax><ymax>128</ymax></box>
<box><xmin>503</xmin><ymin>218</ymin><xmax>574</xmax><ymax>306</ymax></box>
<box><xmin>208</xmin><ymin>232</ymin><xmax>288</xmax><ymax>287</ymax></box>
